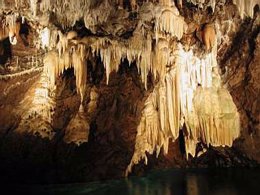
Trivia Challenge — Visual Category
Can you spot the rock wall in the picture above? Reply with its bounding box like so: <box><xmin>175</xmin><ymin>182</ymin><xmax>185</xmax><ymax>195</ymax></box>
<box><xmin>219</xmin><ymin>13</ymin><xmax>260</xmax><ymax>163</ymax></box>
<box><xmin>0</xmin><ymin>0</ymin><xmax>259</xmax><ymax>183</ymax></box>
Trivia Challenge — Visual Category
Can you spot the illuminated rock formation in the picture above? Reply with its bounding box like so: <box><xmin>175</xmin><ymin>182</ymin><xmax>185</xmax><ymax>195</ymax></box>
<box><xmin>0</xmin><ymin>14</ymin><xmax>20</xmax><ymax>45</ymax></box>
<box><xmin>202</xmin><ymin>23</ymin><xmax>216</xmax><ymax>51</ymax></box>
<box><xmin>36</xmin><ymin>0</ymin><xmax>242</xmax><ymax>173</ymax></box>
<box><xmin>233</xmin><ymin>0</ymin><xmax>260</xmax><ymax>19</ymax></box>
<box><xmin>0</xmin><ymin>0</ymin><xmax>259</xmax><ymax>183</ymax></box>
<box><xmin>64</xmin><ymin>108</ymin><xmax>90</xmax><ymax>145</ymax></box>
<box><xmin>125</xmin><ymin>43</ymin><xmax>240</xmax><ymax>176</ymax></box>
<box><xmin>15</xmin><ymin>71</ymin><xmax>56</xmax><ymax>139</ymax></box>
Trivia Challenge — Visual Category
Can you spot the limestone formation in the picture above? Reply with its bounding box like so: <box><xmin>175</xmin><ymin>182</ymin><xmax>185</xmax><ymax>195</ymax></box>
<box><xmin>0</xmin><ymin>0</ymin><xmax>259</xmax><ymax>183</ymax></box>
<box><xmin>0</xmin><ymin>14</ymin><xmax>20</xmax><ymax>45</ymax></box>
<box><xmin>202</xmin><ymin>23</ymin><xmax>216</xmax><ymax>51</ymax></box>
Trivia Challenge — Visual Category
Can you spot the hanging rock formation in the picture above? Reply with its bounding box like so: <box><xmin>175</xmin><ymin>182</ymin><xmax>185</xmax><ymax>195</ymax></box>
<box><xmin>0</xmin><ymin>0</ymin><xmax>259</xmax><ymax>183</ymax></box>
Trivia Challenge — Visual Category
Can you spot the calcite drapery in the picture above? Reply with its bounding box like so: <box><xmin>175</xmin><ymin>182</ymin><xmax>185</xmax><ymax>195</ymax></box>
<box><xmin>232</xmin><ymin>0</ymin><xmax>260</xmax><ymax>19</ymax></box>
<box><xmin>35</xmin><ymin>0</ymin><xmax>245</xmax><ymax>173</ymax></box>
<box><xmin>187</xmin><ymin>0</ymin><xmax>260</xmax><ymax>18</ymax></box>
<box><xmin>0</xmin><ymin>13</ymin><xmax>20</xmax><ymax>45</ymax></box>
<box><xmin>125</xmin><ymin>43</ymin><xmax>240</xmax><ymax>176</ymax></box>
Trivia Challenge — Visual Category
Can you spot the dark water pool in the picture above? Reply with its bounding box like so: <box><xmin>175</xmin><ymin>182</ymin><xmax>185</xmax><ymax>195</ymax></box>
<box><xmin>3</xmin><ymin>168</ymin><xmax>260</xmax><ymax>195</ymax></box>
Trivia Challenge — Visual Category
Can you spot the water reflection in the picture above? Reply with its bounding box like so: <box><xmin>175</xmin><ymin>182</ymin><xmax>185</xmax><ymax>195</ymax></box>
<box><xmin>5</xmin><ymin>168</ymin><xmax>260</xmax><ymax>195</ymax></box>
<box><xmin>186</xmin><ymin>175</ymin><xmax>199</xmax><ymax>195</ymax></box>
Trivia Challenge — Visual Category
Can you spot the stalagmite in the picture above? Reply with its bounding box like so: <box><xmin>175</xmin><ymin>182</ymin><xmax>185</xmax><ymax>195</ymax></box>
<box><xmin>64</xmin><ymin>108</ymin><xmax>90</xmax><ymax>145</ymax></box>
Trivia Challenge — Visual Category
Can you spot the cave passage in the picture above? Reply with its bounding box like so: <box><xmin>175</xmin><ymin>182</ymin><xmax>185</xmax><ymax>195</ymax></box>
<box><xmin>0</xmin><ymin>0</ymin><xmax>259</xmax><ymax>187</ymax></box>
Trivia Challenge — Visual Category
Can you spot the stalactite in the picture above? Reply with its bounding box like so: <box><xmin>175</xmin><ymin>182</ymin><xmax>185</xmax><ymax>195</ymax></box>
<box><xmin>39</xmin><ymin>0</ymin><xmax>51</xmax><ymax>12</ymax></box>
<box><xmin>57</xmin><ymin>31</ymin><xmax>68</xmax><ymax>57</ymax></box>
<box><xmin>159</xmin><ymin>0</ymin><xmax>173</xmax><ymax>6</ymax></box>
<box><xmin>126</xmin><ymin>42</ymin><xmax>240</xmax><ymax>176</ymax></box>
<box><xmin>0</xmin><ymin>0</ymin><xmax>5</xmax><ymax>8</ymax></box>
<box><xmin>126</xmin><ymin>67</ymin><xmax>181</xmax><ymax>176</ymax></box>
<box><xmin>30</xmin><ymin>0</ymin><xmax>37</xmax><ymax>17</ymax></box>
<box><xmin>67</xmin><ymin>31</ymin><xmax>78</xmax><ymax>40</ymax></box>
<box><xmin>100</xmin><ymin>46</ymin><xmax>112</xmax><ymax>85</ymax></box>
<box><xmin>36</xmin><ymin>1</ymin><xmax>242</xmax><ymax>169</ymax></box>
<box><xmin>0</xmin><ymin>14</ymin><xmax>20</xmax><ymax>45</ymax></box>
<box><xmin>130</xmin><ymin>0</ymin><xmax>137</xmax><ymax>10</ymax></box>
<box><xmin>83</xmin><ymin>0</ymin><xmax>113</xmax><ymax>33</ymax></box>
<box><xmin>187</xmin><ymin>0</ymin><xmax>259</xmax><ymax>17</ymax></box>
<box><xmin>116</xmin><ymin>0</ymin><xmax>124</xmax><ymax>9</ymax></box>
<box><xmin>232</xmin><ymin>0</ymin><xmax>260</xmax><ymax>19</ymax></box>
<box><xmin>72</xmin><ymin>45</ymin><xmax>87</xmax><ymax>105</ymax></box>
<box><xmin>155</xmin><ymin>6</ymin><xmax>187</xmax><ymax>42</ymax></box>
<box><xmin>152</xmin><ymin>38</ymin><xmax>169</xmax><ymax>80</ymax></box>
<box><xmin>49</xmin><ymin>29</ymin><xmax>59</xmax><ymax>50</ymax></box>
<box><xmin>187</xmin><ymin>0</ymin><xmax>216</xmax><ymax>10</ymax></box>
<box><xmin>44</xmin><ymin>44</ymin><xmax>88</xmax><ymax>108</ymax></box>
<box><xmin>40</xmin><ymin>27</ymin><xmax>50</xmax><ymax>49</ymax></box>
<box><xmin>44</xmin><ymin>51</ymin><xmax>59</xmax><ymax>88</ymax></box>
<box><xmin>202</xmin><ymin>23</ymin><xmax>216</xmax><ymax>51</ymax></box>
<box><xmin>177</xmin><ymin>0</ymin><xmax>183</xmax><ymax>8</ymax></box>
<box><xmin>64</xmin><ymin>107</ymin><xmax>90</xmax><ymax>145</ymax></box>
